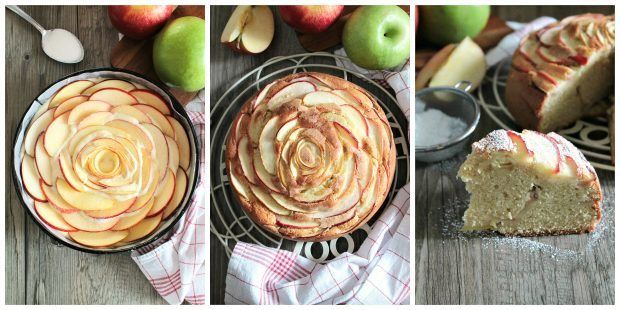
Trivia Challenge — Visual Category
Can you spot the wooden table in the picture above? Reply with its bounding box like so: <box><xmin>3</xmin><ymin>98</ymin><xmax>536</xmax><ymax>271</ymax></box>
<box><xmin>5</xmin><ymin>6</ymin><xmax>166</xmax><ymax>304</ymax></box>
<box><xmin>415</xmin><ymin>5</ymin><xmax>615</xmax><ymax>305</ymax></box>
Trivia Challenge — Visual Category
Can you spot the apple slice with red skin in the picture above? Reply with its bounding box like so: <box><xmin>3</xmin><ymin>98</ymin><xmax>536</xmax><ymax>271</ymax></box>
<box><xmin>134</xmin><ymin>104</ymin><xmax>174</xmax><ymax>137</ymax></box>
<box><xmin>147</xmin><ymin>168</ymin><xmax>176</xmax><ymax>217</ymax></box>
<box><xmin>34</xmin><ymin>201</ymin><xmax>77</xmax><ymax>232</ymax></box>
<box><xmin>43</xmin><ymin>112</ymin><xmax>71</xmax><ymax>157</ymax></box>
<box><xmin>276</xmin><ymin>216</ymin><xmax>320</xmax><ymax>228</ymax></box>
<box><xmin>267</xmin><ymin>81</ymin><xmax>317</xmax><ymax>110</ymax></box>
<box><xmin>49</xmin><ymin>80</ymin><xmax>95</xmax><ymax>108</ymax></box>
<box><xmin>21</xmin><ymin>155</ymin><xmax>47</xmax><ymax>202</ymax></box>
<box><xmin>61</xmin><ymin>211</ymin><xmax>120</xmax><ymax>232</ymax></box>
<box><xmin>167</xmin><ymin>116</ymin><xmax>191</xmax><ymax>171</ymax></box>
<box><xmin>24</xmin><ymin>108</ymin><xmax>55</xmax><ymax>156</ymax></box>
<box><xmin>40</xmin><ymin>180</ymin><xmax>79</xmax><ymax>214</ymax></box>
<box><xmin>258</xmin><ymin>116</ymin><xmax>280</xmax><ymax>174</ymax></box>
<box><xmin>333</xmin><ymin>122</ymin><xmax>360</xmax><ymax>149</ymax></box>
<box><xmin>82</xmin><ymin>79</ymin><xmax>136</xmax><ymax>95</ymax></box>
<box><xmin>34</xmin><ymin>133</ymin><xmax>53</xmax><ymax>186</ymax></box>
<box><xmin>105</xmin><ymin>119</ymin><xmax>153</xmax><ymax>151</ymax></box>
<box><xmin>111</xmin><ymin>197</ymin><xmax>154</xmax><ymax>230</ymax></box>
<box><xmin>89</xmin><ymin>88</ymin><xmax>138</xmax><ymax>106</ymax></box>
<box><xmin>165</xmin><ymin>135</ymin><xmax>179</xmax><ymax>175</ymax></box>
<box><xmin>253</xmin><ymin>151</ymin><xmax>284</xmax><ymax>194</ymax></box>
<box><xmin>129</xmin><ymin>89</ymin><xmax>171</xmax><ymax>115</ymax></box>
<box><xmin>237</xmin><ymin>136</ymin><xmax>258</xmax><ymax>185</ymax></box>
<box><xmin>85</xmin><ymin>197</ymin><xmax>136</xmax><ymax>219</ymax></box>
<box><xmin>142</xmin><ymin>123</ymin><xmax>169</xmax><ymax>182</ymax></box>
<box><xmin>110</xmin><ymin>104</ymin><xmax>151</xmax><ymax>123</ymax></box>
<box><xmin>56</xmin><ymin>178</ymin><xmax>116</xmax><ymax>211</ymax></box>
<box><xmin>58</xmin><ymin>151</ymin><xmax>89</xmax><ymax>192</ymax></box>
<box><xmin>251</xmin><ymin>81</ymin><xmax>277</xmax><ymax>110</ymax></box>
<box><xmin>250</xmin><ymin>184</ymin><xmax>291</xmax><ymax>215</ymax></box>
<box><xmin>303</xmin><ymin>90</ymin><xmax>348</xmax><ymax>106</ymax></box>
<box><xmin>67</xmin><ymin>100</ymin><xmax>111</xmax><ymax>124</ymax></box>
<box><xmin>54</xmin><ymin>95</ymin><xmax>89</xmax><ymax>117</ymax></box>
<box><xmin>163</xmin><ymin>168</ymin><xmax>187</xmax><ymax>219</ymax></box>
<box><xmin>275</xmin><ymin>118</ymin><xmax>298</xmax><ymax>143</ymax></box>
<box><xmin>122</xmin><ymin>213</ymin><xmax>162</xmax><ymax>243</ymax></box>
<box><xmin>77</xmin><ymin>111</ymin><xmax>114</xmax><ymax>128</ymax></box>
<box><xmin>340</xmin><ymin>104</ymin><xmax>369</xmax><ymax>135</ymax></box>
<box><xmin>69</xmin><ymin>230</ymin><xmax>129</xmax><ymax>247</ymax></box>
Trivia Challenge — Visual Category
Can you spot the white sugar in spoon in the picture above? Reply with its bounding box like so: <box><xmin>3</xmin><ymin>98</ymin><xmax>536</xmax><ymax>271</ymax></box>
<box><xmin>8</xmin><ymin>5</ymin><xmax>84</xmax><ymax>64</ymax></box>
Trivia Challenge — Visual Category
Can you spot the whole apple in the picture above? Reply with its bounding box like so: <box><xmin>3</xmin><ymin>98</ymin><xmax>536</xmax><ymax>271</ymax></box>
<box><xmin>108</xmin><ymin>5</ymin><xmax>175</xmax><ymax>40</ymax></box>
<box><xmin>343</xmin><ymin>6</ymin><xmax>410</xmax><ymax>70</ymax></box>
<box><xmin>153</xmin><ymin>16</ymin><xmax>205</xmax><ymax>92</ymax></box>
<box><xmin>419</xmin><ymin>5</ymin><xmax>490</xmax><ymax>46</ymax></box>
<box><xmin>279</xmin><ymin>5</ymin><xmax>344</xmax><ymax>34</ymax></box>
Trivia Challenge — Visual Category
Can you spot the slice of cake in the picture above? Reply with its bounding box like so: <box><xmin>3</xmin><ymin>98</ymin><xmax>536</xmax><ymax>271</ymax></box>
<box><xmin>458</xmin><ymin>129</ymin><xmax>602</xmax><ymax>236</ymax></box>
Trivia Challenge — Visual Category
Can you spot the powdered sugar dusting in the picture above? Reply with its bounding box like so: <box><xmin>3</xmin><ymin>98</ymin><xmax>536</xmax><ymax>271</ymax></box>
<box><xmin>548</xmin><ymin>132</ymin><xmax>598</xmax><ymax>178</ymax></box>
<box><xmin>439</xmin><ymin>197</ymin><xmax>614</xmax><ymax>263</ymax></box>
<box><xmin>472</xmin><ymin>129</ymin><xmax>515</xmax><ymax>153</ymax></box>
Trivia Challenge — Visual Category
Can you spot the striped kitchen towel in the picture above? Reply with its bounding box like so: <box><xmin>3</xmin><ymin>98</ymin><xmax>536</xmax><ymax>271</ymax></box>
<box><xmin>131</xmin><ymin>90</ymin><xmax>206</xmax><ymax>305</ymax></box>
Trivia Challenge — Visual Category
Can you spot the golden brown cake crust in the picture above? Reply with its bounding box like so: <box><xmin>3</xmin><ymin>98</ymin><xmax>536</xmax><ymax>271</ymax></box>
<box><xmin>225</xmin><ymin>72</ymin><xmax>397</xmax><ymax>241</ymax></box>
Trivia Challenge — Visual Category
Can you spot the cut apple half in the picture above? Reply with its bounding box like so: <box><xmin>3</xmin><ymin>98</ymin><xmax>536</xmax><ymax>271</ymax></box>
<box><xmin>221</xmin><ymin>5</ymin><xmax>275</xmax><ymax>54</ymax></box>
<box><xmin>69</xmin><ymin>230</ymin><xmax>129</xmax><ymax>247</ymax></box>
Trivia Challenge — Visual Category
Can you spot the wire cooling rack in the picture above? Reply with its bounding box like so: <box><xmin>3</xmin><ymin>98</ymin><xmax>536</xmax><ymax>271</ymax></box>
<box><xmin>210</xmin><ymin>52</ymin><xmax>410</xmax><ymax>262</ymax></box>
<box><xmin>477</xmin><ymin>58</ymin><xmax>614</xmax><ymax>171</ymax></box>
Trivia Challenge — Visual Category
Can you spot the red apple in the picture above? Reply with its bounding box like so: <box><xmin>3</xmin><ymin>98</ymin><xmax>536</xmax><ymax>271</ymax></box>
<box><xmin>108</xmin><ymin>5</ymin><xmax>176</xmax><ymax>40</ymax></box>
<box><xmin>278</xmin><ymin>5</ymin><xmax>344</xmax><ymax>34</ymax></box>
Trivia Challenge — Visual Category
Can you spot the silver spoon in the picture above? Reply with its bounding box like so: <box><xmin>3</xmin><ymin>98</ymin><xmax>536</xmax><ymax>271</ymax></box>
<box><xmin>8</xmin><ymin>5</ymin><xmax>84</xmax><ymax>64</ymax></box>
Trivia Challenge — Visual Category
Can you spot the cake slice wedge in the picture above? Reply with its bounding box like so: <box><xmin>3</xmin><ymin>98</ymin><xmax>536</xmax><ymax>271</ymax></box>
<box><xmin>457</xmin><ymin>129</ymin><xmax>602</xmax><ymax>236</ymax></box>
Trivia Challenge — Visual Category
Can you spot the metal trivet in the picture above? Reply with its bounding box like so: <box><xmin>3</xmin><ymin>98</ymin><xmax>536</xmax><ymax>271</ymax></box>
<box><xmin>211</xmin><ymin>52</ymin><xmax>410</xmax><ymax>262</ymax></box>
<box><xmin>477</xmin><ymin>58</ymin><xmax>613</xmax><ymax>171</ymax></box>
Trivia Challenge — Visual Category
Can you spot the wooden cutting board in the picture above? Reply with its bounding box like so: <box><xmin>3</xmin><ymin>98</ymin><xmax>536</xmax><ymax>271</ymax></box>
<box><xmin>297</xmin><ymin>5</ymin><xmax>410</xmax><ymax>52</ymax></box>
<box><xmin>110</xmin><ymin>5</ymin><xmax>204</xmax><ymax>105</ymax></box>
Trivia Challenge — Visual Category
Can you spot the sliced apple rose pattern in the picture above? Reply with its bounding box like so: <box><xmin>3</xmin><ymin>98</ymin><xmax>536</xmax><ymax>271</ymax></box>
<box><xmin>20</xmin><ymin>78</ymin><xmax>191</xmax><ymax>248</ymax></box>
<box><xmin>226</xmin><ymin>72</ymin><xmax>397</xmax><ymax>241</ymax></box>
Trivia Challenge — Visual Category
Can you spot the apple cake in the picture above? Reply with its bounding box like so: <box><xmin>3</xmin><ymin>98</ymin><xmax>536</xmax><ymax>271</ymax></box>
<box><xmin>20</xmin><ymin>78</ymin><xmax>191</xmax><ymax>247</ymax></box>
<box><xmin>458</xmin><ymin>129</ymin><xmax>602</xmax><ymax>236</ymax></box>
<box><xmin>226</xmin><ymin>72</ymin><xmax>396</xmax><ymax>241</ymax></box>
<box><xmin>505</xmin><ymin>14</ymin><xmax>615</xmax><ymax>133</ymax></box>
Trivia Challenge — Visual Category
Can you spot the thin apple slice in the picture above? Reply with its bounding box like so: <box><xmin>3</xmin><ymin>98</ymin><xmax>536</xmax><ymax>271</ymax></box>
<box><xmin>85</xmin><ymin>198</ymin><xmax>136</xmax><ymax>219</ymax></box>
<box><xmin>67</xmin><ymin>100</ymin><xmax>111</xmax><ymax>124</ymax></box>
<box><xmin>147</xmin><ymin>169</ymin><xmax>175</xmax><ymax>217</ymax></box>
<box><xmin>58</xmin><ymin>151</ymin><xmax>88</xmax><ymax>192</ymax></box>
<box><xmin>253</xmin><ymin>151</ymin><xmax>283</xmax><ymax>193</ymax></box>
<box><xmin>276</xmin><ymin>216</ymin><xmax>319</xmax><ymax>228</ymax></box>
<box><xmin>267</xmin><ymin>81</ymin><xmax>316</xmax><ymax>110</ymax></box>
<box><xmin>237</xmin><ymin>136</ymin><xmax>258</xmax><ymax>184</ymax></box>
<box><xmin>43</xmin><ymin>112</ymin><xmax>71</xmax><ymax>157</ymax></box>
<box><xmin>54</xmin><ymin>95</ymin><xmax>89</xmax><ymax>117</ymax></box>
<box><xmin>275</xmin><ymin>118</ymin><xmax>298</xmax><ymax>142</ymax></box>
<box><xmin>229</xmin><ymin>169</ymin><xmax>251</xmax><ymax>200</ymax></box>
<box><xmin>163</xmin><ymin>168</ymin><xmax>187</xmax><ymax>219</ymax></box>
<box><xmin>49</xmin><ymin>80</ymin><xmax>95</xmax><ymax>108</ymax></box>
<box><xmin>258</xmin><ymin>116</ymin><xmax>279</xmax><ymax>174</ymax></box>
<box><xmin>82</xmin><ymin>79</ymin><xmax>135</xmax><ymax>95</ymax></box>
<box><xmin>62</xmin><ymin>211</ymin><xmax>120</xmax><ymax>232</ymax></box>
<box><xmin>252</xmin><ymin>81</ymin><xmax>277</xmax><ymax>110</ymax></box>
<box><xmin>167</xmin><ymin>116</ymin><xmax>191</xmax><ymax>171</ymax></box>
<box><xmin>34</xmin><ymin>201</ymin><xmax>77</xmax><ymax>232</ymax></box>
<box><xmin>340</xmin><ymin>105</ymin><xmax>369</xmax><ymax>135</ymax></box>
<box><xmin>21</xmin><ymin>156</ymin><xmax>47</xmax><ymax>202</ymax></box>
<box><xmin>56</xmin><ymin>178</ymin><xmax>115</xmax><ymax>211</ymax></box>
<box><xmin>41</xmin><ymin>180</ymin><xmax>78</xmax><ymax>213</ymax></box>
<box><xmin>122</xmin><ymin>213</ymin><xmax>162</xmax><ymax>243</ymax></box>
<box><xmin>129</xmin><ymin>89</ymin><xmax>171</xmax><ymax>115</ymax></box>
<box><xmin>24</xmin><ymin>109</ymin><xmax>55</xmax><ymax>156</ymax></box>
<box><xmin>521</xmin><ymin>130</ymin><xmax>561</xmax><ymax>174</ymax></box>
<box><xmin>34</xmin><ymin>133</ymin><xmax>53</xmax><ymax>186</ymax></box>
<box><xmin>112</xmin><ymin>197</ymin><xmax>154</xmax><ymax>230</ymax></box>
<box><xmin>77</xmin><ymin>111</ymin><xmax>114</xmax><ymax>128</ymax></box>
<box><xmin>105</xmin><ymin>119</ymin><xmax>153</xmax><ymax>151</ymax></box>
<box><xmin>142</xmin><ymin>123</ymin><xmax>169</xmax><ymax>181</ymax></box>
<box><xmin>303</xmin><ymin>91</ymin><xmax>348</xmax><ymax>106</ymax></box>
<box><xmin>69</xmin><ymin>230</ymin><xmax>128</xmax><ymax>247</ymax></box>
<box><xmin>110</xmin><ymin>104</ymin><xmax>151</xmax><ymax>123</ymax></box>
<box><xmin>165</xmin><ymin>135</ymin><xmax>179</xmax><ymax>175</ymax></box>
<box><xmin>134</xmin><ymin>104</ymin><xmax>174</xmax><ymax>137</ymax></box>
<box><xmin>250</xmin><ymin>185</ymin><xmax>291</xmax><ymax>215</ymax></box>
<box><xmin>89</xmin><ymin>88</ymin><xmax>137</xmax><ymax>106</ymax></box>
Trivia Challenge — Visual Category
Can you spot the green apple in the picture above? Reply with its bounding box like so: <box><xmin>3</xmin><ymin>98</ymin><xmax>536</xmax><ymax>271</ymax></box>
<box><xmin>419</xmin><ymin>5</ymin><xmax>490</xmax><ymax>46</ymax></box>
<box><xmin>153</xmin><ymin>16</ymin><xmax>205</xmax><ymax>92</ymax></box>
<box><xmin>342</xmin><ymin>6</ymin><xmax>410</xmax><ymax>70</ymax></box>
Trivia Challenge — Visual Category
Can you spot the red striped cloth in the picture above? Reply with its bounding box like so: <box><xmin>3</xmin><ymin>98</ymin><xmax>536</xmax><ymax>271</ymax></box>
<box><xmin>131</xmin><ymin>92</ymin><xmax>206</xmax><ymax>305</ymax></box>
<box><xmin>225</xmin><ymin>56</ymin><xmax>411</xmax><ymax>304</ymax></box>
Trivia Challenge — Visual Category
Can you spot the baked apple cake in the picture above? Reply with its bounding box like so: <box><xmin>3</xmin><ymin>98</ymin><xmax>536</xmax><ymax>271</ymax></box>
<box><xmin>458</xmin><ymin>129</ymin><xmax>602</xmax><ymax>236</ymax></box>
<box><xmin>20</xmin><ymin>78</ymin><xmax>191</xmax><ymax>247</ymax></box>
<box><xmin>506</xmin><ymin>14</ymin><xmax>615</xmax><ymax>133</ymax></box>
<box><xmin>226</xmin><ymin>72</ymin><xmax>396</xmax><ymax>241</ymax></box>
